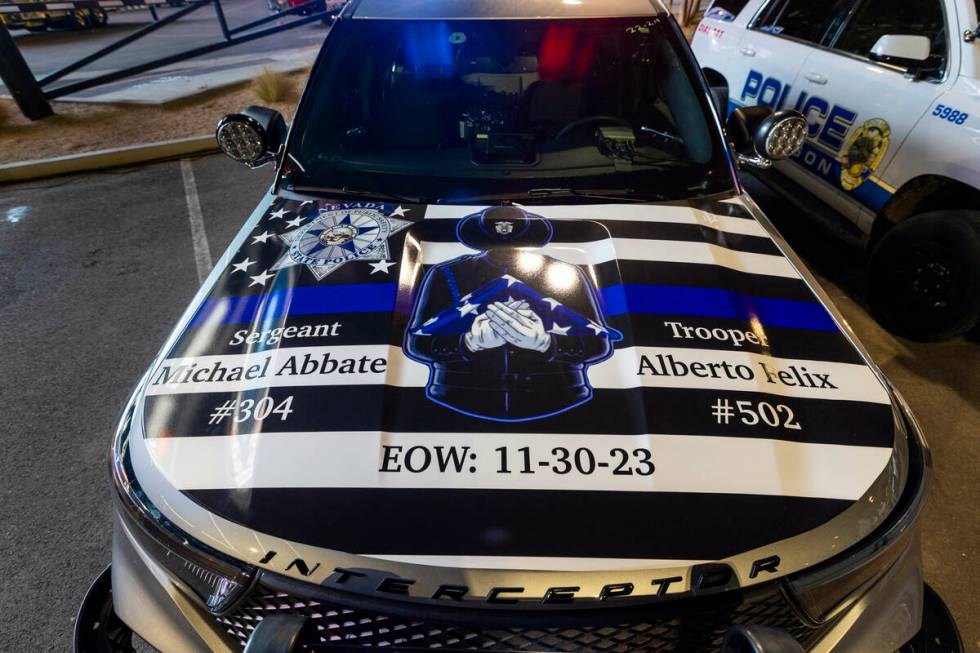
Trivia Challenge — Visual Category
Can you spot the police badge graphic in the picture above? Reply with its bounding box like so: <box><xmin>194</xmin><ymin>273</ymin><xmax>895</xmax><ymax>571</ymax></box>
<box><xmin>272</xmin><ymin>203</ymin><xmax>411</xmax><ymax>280</ymax></box>
<box><xmin>841</xmin><ymin>118</ymin><xmax>891</xmax><ymax>192</ymax></box>
<box><xmin>405</xmin><ymin>206</ymin><xmax>622</xmax><ymax>422</ymax></box>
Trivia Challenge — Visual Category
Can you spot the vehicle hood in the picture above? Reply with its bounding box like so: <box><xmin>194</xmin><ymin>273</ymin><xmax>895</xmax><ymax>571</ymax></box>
<box><xmin>128</xmin><ymin>195</ymin><xmax>903</xmax><ymax>603</ymax></box>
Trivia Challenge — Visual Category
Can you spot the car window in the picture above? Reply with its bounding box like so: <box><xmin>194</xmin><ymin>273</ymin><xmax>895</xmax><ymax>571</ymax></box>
<box><xmin>834</xmin><ymin>0</ymin><xmax>946</xmax><ymax>68</ymax></box>
<box><xmin>285</xmin><ymin>17</ymin><xmax>735</xmax><ymax>203</ymax></box>
<box><xmin>753</xmin><ymin>0</ymin><xmax>856</xmax><ymax>45</ymax></box>
<box><xmin>705</xmin><ymin>0</ymin><xmax>749</xmax><ymax>21</ymax></box>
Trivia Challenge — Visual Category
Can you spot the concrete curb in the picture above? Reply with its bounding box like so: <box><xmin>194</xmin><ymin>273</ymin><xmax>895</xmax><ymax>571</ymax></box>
<box><xmin>0</xmin><ymin>135</ymin><xmax>218</xmax><ymax>184</ymax></box>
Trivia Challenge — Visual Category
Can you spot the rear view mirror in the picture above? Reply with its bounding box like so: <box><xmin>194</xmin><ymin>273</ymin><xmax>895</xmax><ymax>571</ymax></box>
<box><xmin>869</xmin><ymin>34</ymin><xmax>931</xmax><ymax>67</ymax></box>
<box><xmin>216</xmin><ymin>105</ymin><xmax>287</xmax><ymax>168</ymax></box>
<box><xmin>726</xmin><ymin>106</ymin><xmax>807</xmax><ymax>169</ymax></box>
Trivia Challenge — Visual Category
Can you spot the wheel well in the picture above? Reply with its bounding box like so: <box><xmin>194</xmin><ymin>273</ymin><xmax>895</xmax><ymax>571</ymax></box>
<box><xmin>872</xmin><ymin>175</ymin><xmax>980</xmax><ymax>248</ymax></box>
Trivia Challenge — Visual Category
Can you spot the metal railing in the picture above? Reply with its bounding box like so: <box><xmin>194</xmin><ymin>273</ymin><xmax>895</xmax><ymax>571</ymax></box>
<box><xmin>0</xmin><ymin>0</ymin><xmax>338</xmax><ymax>120</ymax></box>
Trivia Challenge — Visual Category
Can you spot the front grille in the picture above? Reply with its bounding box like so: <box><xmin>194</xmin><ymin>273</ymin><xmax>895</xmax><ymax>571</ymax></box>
<box><xmin>216</xmin><ymin>584</ymin><xmax>829</xmax><ymax>652</ymax></box>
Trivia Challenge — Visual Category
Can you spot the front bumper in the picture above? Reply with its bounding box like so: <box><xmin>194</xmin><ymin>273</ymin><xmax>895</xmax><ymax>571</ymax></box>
<box><xmin>76</xmin><ymin>514</ymin><xmax>962</xmax><ymax>653</ymax></box>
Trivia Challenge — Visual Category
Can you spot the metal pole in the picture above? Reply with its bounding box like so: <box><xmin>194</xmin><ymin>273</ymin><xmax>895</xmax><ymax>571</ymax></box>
<box><xmin>0</xmin><ymin>23</ymin><xmax>53</xmax><ymax>120</ymax></box>
<box><xmin>212</xmin><ymin>0</ymin><xmax>231</xmax><ymax>40</ymax></box>
<box><xmin>39</xmin><ymin>0</ymin><xmax>210</xmax><ymax>87</ymax></box>
<box><xmin>45</xmin><ymin>10</ymin><xmax>326</xmax><ymax>99</ymax></box>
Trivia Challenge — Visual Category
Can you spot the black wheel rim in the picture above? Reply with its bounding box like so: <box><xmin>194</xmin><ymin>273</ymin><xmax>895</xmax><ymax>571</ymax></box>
<box><xmin>886</xmin><ymin>240</ymin><xmax>965</xmax><ymax>314</ymax></box>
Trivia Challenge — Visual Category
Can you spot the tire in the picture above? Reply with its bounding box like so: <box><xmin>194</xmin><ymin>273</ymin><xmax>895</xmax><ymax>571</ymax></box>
<box><xmin>899</xmin><ymin>584</ymin><xmax>963</xmax><ymax>653</ymax></box>
<box><xmin>74</xmin><ymin>567</ymin><xmax>137</xmax><ymax>653</ymax></box>
<box><xmin>868</xmin><ymin>210</ymin><xmax>980</xmax><ymax>341</ymax></box>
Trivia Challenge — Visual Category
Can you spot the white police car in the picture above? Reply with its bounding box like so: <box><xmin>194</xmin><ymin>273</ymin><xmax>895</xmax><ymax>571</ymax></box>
<box><xmin>693</xmin><ymin>0</ymin><xmax>980</xmax><ymax>340</ymax></box>
<box><xmin>75</xmin><ymin>1</ymin><xmax>961</xmax><ymax>652</ymax></box>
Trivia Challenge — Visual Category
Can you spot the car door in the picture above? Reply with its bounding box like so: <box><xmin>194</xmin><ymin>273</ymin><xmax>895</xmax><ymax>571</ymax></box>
<box><xmin>692</xmin><ymin>0</ymin><xmax>759</xmax><ymax>115</ymax></box>
<box><xmin>780</xmin><ymin>0</ymin><xmax>956</xmax><ymax>232</ymax></box>
<box><xmin>727</xmin><ymin>0</ymin><xmax>855</xmax><ymax>115</ymax></box>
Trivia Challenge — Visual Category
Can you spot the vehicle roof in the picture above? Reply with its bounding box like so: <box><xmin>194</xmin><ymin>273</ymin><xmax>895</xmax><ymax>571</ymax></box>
<box><xmin>350</xmin><ymin>0</ymin><xmax>666</xmax><ymax>20</ymax></box>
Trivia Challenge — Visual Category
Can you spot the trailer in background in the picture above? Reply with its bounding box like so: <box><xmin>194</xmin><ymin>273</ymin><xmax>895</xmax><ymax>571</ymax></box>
<box><xmin>0</xmin><ymin>0</ymin><xmax>178</xmax><ymax>32</ymax></box>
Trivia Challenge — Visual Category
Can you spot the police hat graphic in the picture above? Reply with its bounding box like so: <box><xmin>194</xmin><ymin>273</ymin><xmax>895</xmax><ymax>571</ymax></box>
<box><xmin>456</xmin><ymin>206</ymin><xmax>553</xmax><ymax>250</ymax></box>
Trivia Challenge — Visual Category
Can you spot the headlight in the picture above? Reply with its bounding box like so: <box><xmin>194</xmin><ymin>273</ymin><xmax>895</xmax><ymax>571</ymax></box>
<box><xmin>111</xmin><ymin>401</ymin><xmax>256</xmax><ymax>614</ymax></box>
<box><xmin>786</xmin><ymin>395</ymin><xmax>928</xmax><ymax>623</ymax></box>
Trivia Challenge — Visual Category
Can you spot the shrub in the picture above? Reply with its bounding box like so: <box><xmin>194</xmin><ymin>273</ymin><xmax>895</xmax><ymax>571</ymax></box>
<box><xmin>252</xmin><ymin>67</ymin><xmax>293</xmax><ymax>104</ymax></box>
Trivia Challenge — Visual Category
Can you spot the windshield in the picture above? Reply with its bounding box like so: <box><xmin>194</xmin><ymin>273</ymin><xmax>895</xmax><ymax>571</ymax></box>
<box><xmin>283</xmin><ymin>16</ymin><xmax>735</xmax><ymax>202</ymax></box>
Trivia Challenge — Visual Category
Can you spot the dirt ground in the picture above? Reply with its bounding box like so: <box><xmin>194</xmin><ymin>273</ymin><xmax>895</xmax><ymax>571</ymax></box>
<box><xmin>0</xmin><ymin>71</ymin><xmax>306</xmax><ymax>165</ymax></box>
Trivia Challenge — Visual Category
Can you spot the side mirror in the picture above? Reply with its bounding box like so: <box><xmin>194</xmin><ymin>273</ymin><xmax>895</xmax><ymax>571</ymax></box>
<box><xmin>216</xmin><ymin>105</ymin><xmax>287</xmax><ymax>168</ymax></box>
<box><xmin>726</xmin><ymin>106</ymin><xmax>807</xmax><ymax>169</ymax></box>
<box><xmin>702</xmin><ymin>67</ymin><xmax>730</xmax><ymax>118</ymax></box>
<box><xmin>869</xmin><ymin>34</ymin><xmax>931</xmax><ymax>67</ymax></box>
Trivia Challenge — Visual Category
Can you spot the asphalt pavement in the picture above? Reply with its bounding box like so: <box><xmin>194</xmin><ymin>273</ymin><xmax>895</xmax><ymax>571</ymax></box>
<box><xmin>0</xmin><ymin>158</ymin><xmax>976</xmax><ymax>651</ymax></box>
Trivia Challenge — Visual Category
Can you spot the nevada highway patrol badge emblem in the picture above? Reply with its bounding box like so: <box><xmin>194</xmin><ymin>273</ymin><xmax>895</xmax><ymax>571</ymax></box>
<box><xmin>272</xmin><ymin>204</ymin><xmax>411</xmax><ymax>280</ymax></box>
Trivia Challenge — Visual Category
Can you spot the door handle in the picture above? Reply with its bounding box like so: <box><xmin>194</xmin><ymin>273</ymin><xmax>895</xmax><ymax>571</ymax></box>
<box><xmin>739</xmin><ymin>46</ymin><xmax>757</xmax><ymax>57</ymax></box>
<box><xmin>805</xmin><ymin>72</ymin><xmax>828</xmax><ymax>85</ymax></box>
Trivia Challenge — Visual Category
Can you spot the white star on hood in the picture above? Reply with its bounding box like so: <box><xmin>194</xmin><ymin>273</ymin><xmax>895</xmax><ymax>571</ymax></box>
<box><xmin>231</xmin><ymin>257</ymin><xmax>255</xmax><ymax>273</ymax></box>
<box><xmin>369</xmin><ymin>259</ymin><xmax>397</xmax><ymax>274</ymax></box>
<box><xmin>252</xmin><ymin>230</ymin><xmax>274</xmax><ymax>245</ymax></box>
<box><xmin>268</xmin><ymin>208</ymin><xmax>289</xmax><ymax>220</ymax></box>
<box><xmin>390</xmin><ymin>206</ymin><xmax>410</xmax><ymax>217</ymax></box>
<box><xmin>249</xmin><ymin>269</ymin><xmax>274</xmax><ymax>287</ymax></box>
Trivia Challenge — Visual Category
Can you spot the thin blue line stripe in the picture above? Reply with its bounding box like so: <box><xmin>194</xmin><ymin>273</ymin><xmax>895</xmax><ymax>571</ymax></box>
<box><xmin>600</xmin><ymin>285</ymin><xmax>837</xmax><ymax>331</ymax></box>
<box><xmin>190</xmin><ymin>282</ymin><xmax>836</xmax><ymax>332</ymax></box>
<box><xmin>190</xmin><ymin>283</ymin><xmax>400</xmax><ymax>327</ymax></box>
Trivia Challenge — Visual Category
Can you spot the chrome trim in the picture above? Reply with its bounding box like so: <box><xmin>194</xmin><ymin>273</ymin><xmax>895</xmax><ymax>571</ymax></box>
<box><xmin>738</xmin><ymin>152</ymin><xmax>773</xmax><ymax>169</ymax></box>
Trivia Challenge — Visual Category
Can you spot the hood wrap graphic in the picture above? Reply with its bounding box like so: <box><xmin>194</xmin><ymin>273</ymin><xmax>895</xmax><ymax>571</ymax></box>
<box><xmin>130</xmin><ymin>197</ymin><xmax>900</xmax><ymax>603</ymax></box>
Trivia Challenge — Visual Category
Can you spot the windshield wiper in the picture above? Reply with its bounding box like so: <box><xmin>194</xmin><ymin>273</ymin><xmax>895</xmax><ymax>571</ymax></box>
<box><xmin>291</xmin><ymin>185</ymin><xmax>424</xmax><ymax>204</ymax></box>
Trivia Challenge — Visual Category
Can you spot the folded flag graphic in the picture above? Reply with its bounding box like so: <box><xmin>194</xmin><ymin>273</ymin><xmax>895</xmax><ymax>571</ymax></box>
<box><xmin>412</xmin><ymin>274</ymin><xmax>624</xmax><ymax>342</ymax></box>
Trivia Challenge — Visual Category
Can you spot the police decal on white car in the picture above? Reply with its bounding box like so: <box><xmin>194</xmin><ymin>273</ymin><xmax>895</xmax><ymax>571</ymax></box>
<box><xmin>695</xmin><ymin>0</ymin><xmax>980</xmax><ymax>340</ymax></box>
